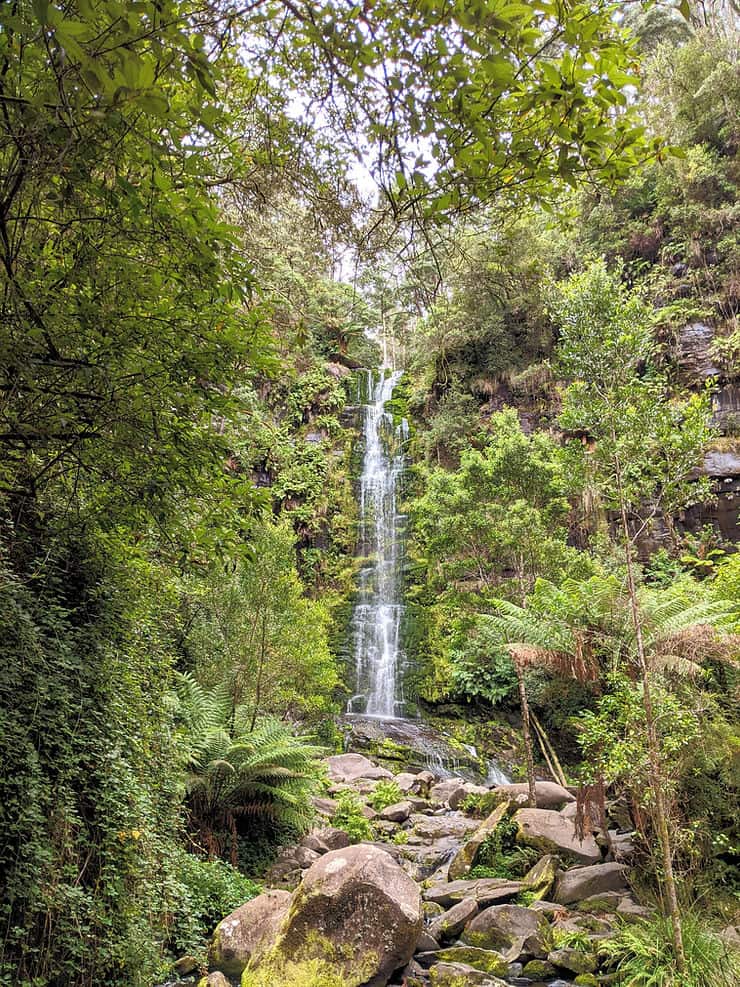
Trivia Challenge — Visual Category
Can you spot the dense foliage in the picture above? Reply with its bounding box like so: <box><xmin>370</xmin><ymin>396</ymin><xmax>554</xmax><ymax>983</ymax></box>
<box><xmin>0</xmin><ymin>2</ymin><xmax>738</xmax><ymax>985</ymax></box>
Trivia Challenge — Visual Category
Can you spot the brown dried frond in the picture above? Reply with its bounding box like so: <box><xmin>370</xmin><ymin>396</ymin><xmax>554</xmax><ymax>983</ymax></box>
<box><xmin>507</xmin><ymin>642</ymin><xmax>600</xmax><ymax>684</ymax></box>
<box><xmin>654</xmin><ymin>625</ymin><xmax>740</xmax><ymax>668</ymax></box>
<box><xmin>575</xmin><ymin>780</ymin><xmax>605</xmax><ymax>843</ymax></box>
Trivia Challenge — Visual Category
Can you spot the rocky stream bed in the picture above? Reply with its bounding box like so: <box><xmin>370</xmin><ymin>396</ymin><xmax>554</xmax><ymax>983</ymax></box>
<box><xmin>171</xmin><ymin>750</ymin><xmax>653</xmax><ymax>987</ymax></box>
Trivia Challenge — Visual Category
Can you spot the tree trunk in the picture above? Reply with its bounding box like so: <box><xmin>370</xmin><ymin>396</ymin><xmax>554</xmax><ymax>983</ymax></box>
<box><xmin>617</xmin><ymin>483</ymin><xmax>685</xmax><ymax>970</ymax></box>
<box><xmin>515</xmin><ymin>662</ymin><xmax>537</xmax><ymax>808</ymax></box>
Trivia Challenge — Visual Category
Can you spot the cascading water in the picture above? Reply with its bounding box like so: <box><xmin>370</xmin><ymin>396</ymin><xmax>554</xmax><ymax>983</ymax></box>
<box><xmin>347</xmin><ymin>367</ymin><xmax>408</xmax><ymax>718</ymax></box>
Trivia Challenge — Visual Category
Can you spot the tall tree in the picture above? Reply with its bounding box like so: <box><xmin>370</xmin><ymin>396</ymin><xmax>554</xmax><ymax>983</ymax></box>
<box><xmin>551</xmin><ymin>259</ymin><xmax>714</xmax><ymax>971</ymax></box>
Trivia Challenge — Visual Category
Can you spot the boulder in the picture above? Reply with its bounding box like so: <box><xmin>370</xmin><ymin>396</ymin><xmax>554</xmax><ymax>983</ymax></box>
<box><xmin>514</xmin><ymin>809</ymin><xmax>602</xmax><ymax>865</ymax></box>
<box><xmin>424</xmin><ymin>878</ymin><xmax>524</xmax><ymax>908</ymax></box>
<box><xmin>395</xmin><ymin>771</ymin><xmax>424</xmax><ymax>794</ymax></box>
<box><xmin>462</xmin><ymin>903</ymin><xmax>551</xmax><ymax>959</ymax></box>
<box><xmin>312</xmin><ymin>796</ymin><xmax>338</xmax><ymax>817</ymax></box>
<box><xmin>522</xmin><ymin>959</ymin><xmax>558</xmax><ymax>979</ymax></box>
<box><xmin>575</xmin><ymin>891</ymin><xmax>625</xmax><ymax>913</ymax></box>
<box><xmin>315</xmin><ymin>827</ymin><xmax>351</xmax><ymax>852</ymax></box>
<box><xmin>416</xmin><ymin>930</ymin><xmax>440</xmax><ymax>952</ymax></box>
<box><xmin>494</xmin><ymin>782</ymin><xmax>575</xmax><ymax>809</ymax></box>
<box><xmin>411</xmin><ymin>812</ymin><xmax>479</xmax><ymax>840</ymax></box>
<box><xmin>548</xmin><ymin>947</ymin><xmax>597</xmax><ymax>974</ymax></box>
<box><xmin>275</xmin><ymin>844</ymin><xmax>422</xmax><ymax>987</ymax></box>
<box><xmin>294</xmin><ymin>846</ymin><xmax>321</xmax><ymax>868</ymax></box>
<box><xmin>447</xmin><ymin>801</ymin><xmax>511</xmax><ymax>881</ymax></box>
<box><xmin>429</xmin><ymin>778</ymin><xmax>468</xmax><ymax>808</ymax></box>
<box><xmin>616</xmin><ymin>896</ymin><xmax>652</xmax><ymax>922</ymax></box>
<box><xmin>173</xmin><ymin>955</ymin><xmax>198</xmax><ymax>975</ymax></box>
<box><xmin>436</xmin><ymin>946</ymin><xmax>509</xmax><ymax>976</ymax></box>
<box><xmin>326</xmin><ymin>753</ymin><xmax>393</xmax><ymax>784</ymax></box>
<box><xmin>197</xmin><ymin>974</ymin><xmax>230</xmax><ymax>987</ymax></box>
<box><xmin>429</xmin><ymin>962</ymin><xmax>508</xmax><ymax>986</ymax></box>
<box><xmin>211</xmin><ymin>889</ymin><xmax>291</xmax><ymax>977</ymax></box>
<box><xmin>380</xmin><ymin>800</ymin><xmax>413</xmax><ymax>823</ymax></box>
<box><xmin>521</xmin><ymin>854</ymin><xmax>559</xmax><ymax>899</ymax></box>
<box><xmin>429</xmin><ymin>898</ymin><xmax>479</xmax><ymax>941</ymax></box>
<box><xmin>553</xmin><ymin>862</ymin><xmax>628</xmax><ymax>904</ymax></box>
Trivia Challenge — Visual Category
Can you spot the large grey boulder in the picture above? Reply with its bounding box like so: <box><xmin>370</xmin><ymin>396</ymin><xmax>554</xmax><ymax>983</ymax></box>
<box><xmin>211</xmin><ymin>889</ymin><xmax>291</xmax><ymax>977</ymax></box>
<box><xmin>462</xmin><ymin>903</ymin><xmax>551</xmax><ymax>959</ymax></box>
<box><xmin>275</xmin><ymin>844</ymin><xmax>423</xmax><ymax>987</ymax></box>
<box><xmin>493</xmin><ymin>782</ymin><xmax>575</xmax><ymax>810</ymax></box>
<box><xmin>553</xmin><ymin>862</ymin><xmax>628</xmax><ymax>904</ymax></box>
<box><xmin>514</xmin><ymin>808</ymin><xmax>602</xmax><ymax>865</ymax></box>
<box><xmin>326</xmin><ymin>753</ymin><xmax>393</xmax><ymax>783</ymax></box>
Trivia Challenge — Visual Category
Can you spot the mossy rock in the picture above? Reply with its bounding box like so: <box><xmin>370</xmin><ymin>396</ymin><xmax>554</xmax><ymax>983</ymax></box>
<box><xmin>575</xmin><ymin>892</ymin><xmax>623</xmax><ymax>914</ymax></box>
<box><xmin>436</xmin><ymin>946</ymin><xmax>509</xmax><ymax>976</ymax></box>
<box><xmin>522</xmin><ymin>959</ymin><xmax>558</xmax><ymax>978</ymax></box>
<box><xmin>423</xmin><ymin>901</ymin><xmax>445</xmax><ymax>920</ymax></box>
<box><xmin>548</xmin><ymin>947</ymin><xmax>598</xmax><ymax>974</ymax></box>
<box><xmin>574</xmin><ymin>975</ymin><xmax>600</xmax><ymax>986</ymax></box>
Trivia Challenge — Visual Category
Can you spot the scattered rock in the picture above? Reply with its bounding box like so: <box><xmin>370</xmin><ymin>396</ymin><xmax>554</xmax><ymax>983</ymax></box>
<box><xmin>429</xmin><ymin>898</ymin><xmax>479</xmax><ymax>941</ymax></box>
<box><xmin>610</xmin><ymin>831</ymin><xmax>636</xmax><ymax>861</ymax></box>
<box><xmin>548</xmin><ymin>947</ymin><xmax>598</xmax><ymax>974</ymax></box>
<box><xmin>522</xmin><ymin>958</ymin><xmax>558</xmax><ymax>979</ymax></box>
<box><xmin>447</xmin><ymin>801</ymin><xmax>512</xmax><ymax>881</ymax></box>
<box><xmin>411</xmin><ymin>813</ymin><xmax>480</xmax><ymax>840</ymax></box>
<box><xmin>326</xmin><ymin>753</ymin><xmax>393</xmax><ymax>784</ymax></box>
<box><xmin>616</xmin><ymin>896</ymin><xmax>652</xmax><ymax>921</ymax></box>
<box><xmin>429</xmin><ymin>961</ymin><xmax>507</xmax><ymax>986</ymax></box>
<box><xmin>462</xmin><ymin>903</ymin><xmax>551</xmax><ymax>958</ymax></box>
<box><xmin>276</xmin><ymin>844</ymin><xmax>422</xmax><ymax>987</ymax></box>
<box><xmin>210</xmin><ymin>889</ymin><xmax>291</xmax><ymax>977</ymax></box>
<box><xmin>396</xmin><ymin>771</ymin><xmax>425</xmax><ymax>794</ymax></box>
<box><xmin>380</xmin><ymin>800</ymin><xmax>413</xmax><ymax>822</ymax></box>
<box><xmin>575</xmin><ymin>890</ymin><xmax>625</xmax><ymax>913</ymax></box>
<box><xmin>553</xmin><ymin>862</ymin><xmax>628</xmax><ymax>904</ymax></box>
<box><xmin>197</xmin><ymin>974</ymin><xmax>230</xmax><ymax>987</ymax></box>
<box><xmin>514</xmin><ymin>809</ymin><xmax>602</xmax><ymax>865</ymax></box>
<box><xmin>494</xmin><ymin>782</ymin><xmax>575</xmax><ymax>809</ymax></box>
<box><xmin>173</xmin><ymin>955</ymin><xmax>198</xmax><ymax>975</ymax></box>
<box><xmin>316</xmin><ymin>826</ymin><xmax>351</xmax><ymax>851</ymax></box>
<box><xmin>429</xmin><ymin>779</ymin><xmax>468</xmax><ymax>808</ymax></box>
<box><xmin>521</xmin><ymin>853</ymin><xmax>559</xmax><ymax>899</ymax></box>
<box><xmin>416</xmin><ymin>930</ymin><xmax>441</xmax><ymax>952</ymax></box>
<box><xmin>436</xmin><ymin>945</ymin><xmax>509</xmax><ymax>976</ymax></box>
<box><xmin>424</xmin><ymin>878</ymin><xmax>524</xmax><ymax>908</ymax></box>
<box><xmin>311</xmin><ymin>796</ymin><xmax>338</xmax><ymax>817</ymax></box>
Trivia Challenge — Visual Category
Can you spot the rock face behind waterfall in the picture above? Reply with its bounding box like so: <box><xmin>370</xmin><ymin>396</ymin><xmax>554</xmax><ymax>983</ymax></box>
<box><xmin>202</xmin><ymin>750</ymin><xmax>650</xmax><ymax>987</ymax></box>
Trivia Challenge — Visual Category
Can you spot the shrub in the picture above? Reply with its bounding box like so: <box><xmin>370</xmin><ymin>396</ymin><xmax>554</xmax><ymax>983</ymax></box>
<box><xmin>330</xmin><ymin>790</ymin><xmax>373</xmax><ymax>843</ymax></box>
<box><xmin>601</xmin><ymin>912</ymin><xmax>740</xmax><ymax>987</ymax></box>
<box><xmin>471</xmin><ymin>819</ymin><xmax>539</xmax><ymax>879</ymax></box>
<box><xmin>369</xmin><ymin>779</ymin><xmax>403</xmax><ymax>811</ymax></box>
<box><xmin>168</xmin><ymin>851</ymin><xmax>260</xmax><ymax>964</ymax></box>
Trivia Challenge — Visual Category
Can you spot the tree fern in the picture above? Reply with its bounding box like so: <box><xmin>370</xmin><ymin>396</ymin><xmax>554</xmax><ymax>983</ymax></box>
<box><xmin>176</xmin><ymin>677</ymin><xmax>325</xmax><ymax>862</ymax></box>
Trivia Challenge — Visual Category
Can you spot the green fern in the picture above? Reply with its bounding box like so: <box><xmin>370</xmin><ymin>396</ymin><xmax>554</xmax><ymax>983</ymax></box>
<box><xmin>176</xmin><ymin>676</ymin><xmax>325</xmax><ymax>862</ymax></box>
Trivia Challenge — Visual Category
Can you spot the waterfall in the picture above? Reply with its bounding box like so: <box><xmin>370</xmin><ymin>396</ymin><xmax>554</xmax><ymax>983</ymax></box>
<box><xmin>347</xmin><ymin>367</ymin><xmax>408</xmax><ymax>718</ymax></box>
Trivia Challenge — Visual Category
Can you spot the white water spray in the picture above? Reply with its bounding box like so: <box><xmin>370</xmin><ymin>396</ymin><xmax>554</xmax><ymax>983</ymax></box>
<box><xmin>347</xmin><ymin>368</ymin><xmax>408</xmax><ymax>718</ymax></box>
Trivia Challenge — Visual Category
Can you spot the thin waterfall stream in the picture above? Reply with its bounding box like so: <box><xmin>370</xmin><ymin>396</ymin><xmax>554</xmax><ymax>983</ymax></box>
<box><xmin>344</xmin><ymin>364</ymin><xmax>511</xmax><ymax>784</ymax></box>
<box><xmin>347</xmin><ymin>367</ymin><xmax>408</xmax><ymax>718</ymax></box>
